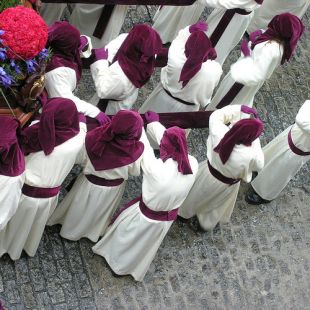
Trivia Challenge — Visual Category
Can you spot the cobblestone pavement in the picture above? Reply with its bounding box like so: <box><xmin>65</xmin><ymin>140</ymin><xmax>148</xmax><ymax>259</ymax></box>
<box><xmin>0</xmin><ymin>5</ymin><xmax>310</xmax><ymax>310</ymax></box>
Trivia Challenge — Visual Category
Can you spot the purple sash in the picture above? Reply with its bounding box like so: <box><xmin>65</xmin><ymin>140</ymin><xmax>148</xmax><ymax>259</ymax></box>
<box><xmin>207</xmin><ymin>160</ymin><xmax>240</xmax><ymax>185</ymax></box>
<box><xmin>22</xmin><ymin>183</ymin><xmax>61</xmax><ymax>198</ymax></box>
<box><xmin>85</xmin><ymin>174</ymin><xmax>124</xmax><ymax>186</ymax></box>
<box><xmin>215</xmin><ymin>82</ymin><xmax>244</xmax><ymax>109</ymax></box>
<box><xmin>210</xmin><ymin>9</ymin><xmax>252</xmax><ymax>47</ymax></box>
<box><xmin>163</xmin><ymin>88</ymin><xmax>196</xmax><ymax>106</ymax></box>
<box><xmin>288</xmin><ymin>129</ymin><xmax>310</xmax><ymax>156</ymax></box>
<box><xmin>93</xmin><ymin>5</ymin><xmax>115</xmax><ymax>39</ymax></box>
<box><xmin>139</xmin><ymin>199</ymin><xmax>178</xmax><ymax>221</ymax></box>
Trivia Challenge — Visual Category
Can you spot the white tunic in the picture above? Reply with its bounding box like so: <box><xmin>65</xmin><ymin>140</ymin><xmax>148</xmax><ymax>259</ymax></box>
<box><xmin>45</xmin><ymin>67</ymin><xmax>101</xmax><ymax>118</ymax></box>
<box><xmin>153</xmin><ymin>0</ymin><xmax>260</xmax><ymax>64</ymax></box>
<box><xmin>0</xmin><ymin>122</ymin><xmax>87</xmax><ymax>260</ymax></box>
<box><xmin>139</xmin><ymin>26</ymin><xmax>222</xmax><ymax>113</ymax></box>
<box><xmin>90</xmin><ymin>33</ymin><xmax>138</xmax><ymax>115</ymax></box>
<box><xmin>247</xmin><ymin>0</ymin><xmax>310</xmax><ymax>33</ymax></box>
<box><xmin>40</xmin><ymin>3</ymin><xmax>67</xmax><ymax>26</ymax></box>
<box><xmin>0</xmin><ymin>174</ymin><xmax>24</xmax><ymax>231</ymax></box>
<box><xmin>48</xmin><ymin>146</ymin><xmax>143</xmax><ymax>242</ymax></box>
<box><xmin>207</xmin><ymin>40</ymin><xmax>283</xmax><ymax>110</ymax></box>
<box><xmin>252</xmin><ymin>100</ymin><xmax>310</xmax><ymax>200</ymax></box>
<box><xmin>69</xmin><ymin>4</ymin><xmax>128</xmax><ymax>48</ymax></box>
<box><xmin>92</xmin><ymin>122</ymin><xmax>198</xmax><ymax>281</ymax></box>
<box><xmin>179</xmin><ymin>105</ymin><xmax>264</xmax><ymax>230</ymax></box>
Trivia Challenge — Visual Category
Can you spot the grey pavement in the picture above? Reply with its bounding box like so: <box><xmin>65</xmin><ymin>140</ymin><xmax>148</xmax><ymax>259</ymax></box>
<box><xmin>0</xmin><ymin>5</ymin><xmax>310</xmax><ymax>310</ymax></box>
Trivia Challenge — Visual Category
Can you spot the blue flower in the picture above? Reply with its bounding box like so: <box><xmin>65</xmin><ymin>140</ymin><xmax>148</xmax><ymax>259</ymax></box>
<box><xmin>26</xmin><ymin>59</ymin><xmax>38</xmax><ymax>73</ymax></box>
<box><xmin>0</xmin><ymin>30</ymin><xmax>4</xmax><ymax>44</ymax></box>
<box><xmin>10</xmin><ymin>60</ymin><xmax>21</xmax><ymax>74</ymax></box>
<box><xmin>0</xmin><ymin>67</ymin><xmax>13</xmax><ymax>88</ymax></box>
<box><xmin>38</xmin><ymin>48</ymin><xmax>49</xmax><ymax>59</ymax></box>
<box><xmin>0</xmin><ymin>48</ymin><xmax>6</xmax><ymax>61</ymax></box>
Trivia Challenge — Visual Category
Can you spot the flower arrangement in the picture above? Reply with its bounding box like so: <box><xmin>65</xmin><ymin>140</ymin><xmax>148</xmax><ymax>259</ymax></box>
<box><xmin>0</xmin><ymin>6</ymin><xmax>49</xmax><ymax>89</ymax></box>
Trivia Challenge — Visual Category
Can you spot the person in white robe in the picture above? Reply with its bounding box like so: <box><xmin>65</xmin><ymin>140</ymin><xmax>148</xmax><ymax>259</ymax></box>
<box><xmin>247</xmin><ymin>0</ymin><xmax>310</xmax><ymax>34</ymax></box>
<box><xmin>40</xmin><ymin>3</ymin><xmax>67</xmax><ymax>25</ymax></box>
<box><xmin>45</xmin><ymin>21</ymin><xmax>108</xmax><ymax>125</ymax></box>
<box><xmin>179</xmin><ymin>105</ymin><xmax>264</xmax><ymax>230</ymax></box>
<box><xmin>48</xmin><ymin>110</ymin><xmax>145</xmax><ymax>242</ymax></box>
<box><xmin>90</xmin><ymin>24</ymin><xmax>162</xmax><ymax>115</ymax></box>
<box><xmin>246</xmin><ymin>100</ymin><xmax>310</xmax><ymax>204</ymax></box>
<box><xmin>139</xmin><ymin>24</ymin><xmax>222</xmax><ymax>114</ymax></box>
<box><xmin>153</xmin><ymin>0</ymin><xmax>263</xmax><ymax>65</ymax></box>
<box><xmin>92</xmin><ymin>112</ymin><xmax>198</xmax><ymax>281</ymax></box>
<box><xmin>0</xmin><ymin>98</ymin><xmax>87</xmax><ymax>260</ymax></box>
<box><xmin>207</xmin><ymin>13</ymin><xmax>305</xmax><ymax>110</ymax></box>
<box><xmin>0</xmin><ymin>117</ymin><xmax>25</xmax><ymax>232</ymax></box>
<box><xmin>69</xmin><ymin>4</ymin><xmax>128</xmax><ymax>48</ymax></box>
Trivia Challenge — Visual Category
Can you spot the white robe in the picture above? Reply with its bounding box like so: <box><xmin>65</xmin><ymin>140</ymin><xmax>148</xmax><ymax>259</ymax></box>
<box><xmin>69</xmin><ymin>4</ymin><xmax>128</xmax><ymax>48</ymax></box>
<box><xmin>247</xmin><ymin>0</ymin><xmax>310</xmax><ymax>33</ymax></box>
<box><xmin>48</xmin><ymin>146</ymin><xmax>143</xmax><ymax>242</ymax></box>
<box><xmin>252</xmin><ymin>100</ymin><xmax>310</xmax><ymax>200</ymax></box>
<box><xmin>40</xmin><ymin>3</ymin><xmax>67</xmax><ymax>25</ymax></box>
<box><xmin>179</xmin><ymin>105</ymin><xmax>264</xmax><ymax>230</ymax></box>
<box><xmin>153</xmin><ymin>0</ymin><xmax>260</xmax><ymax>64</ymax></box>
<box><xmin>45</xmin><ymin>67</ymin><xmax>101</xmax><ymax>118</ymax></box>
<box><xmin>92</xmin><ymin>122</ymin><xmax>198</xmax><ymax>281</ymax></box>
<box><xmin>90</xmin><ymin>33</ymin><xmax>138</xmax><ymax>115</ymax></box>
<box><xmin>0</xmin><ymin>122</ymin><xmax>87</xmax><ymax>260</ymax></box>
<box><xmin>0</xmin><ymin>174</ymin><xmax>24</xmax><ymax>231</ymax></box>
<box><xmin>139</xmin><ymin>26</ymin><xmax>222</xmax><ymax>113</ymax></box>
<box><xmin>207</xmin><ymin>40</ymin><xmax>283</xmax><ymax>110</ymax></box>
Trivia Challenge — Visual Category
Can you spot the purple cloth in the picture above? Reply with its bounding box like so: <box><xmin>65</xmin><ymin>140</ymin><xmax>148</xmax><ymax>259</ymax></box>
<box><xmin>159</xmin><ymin>126</ymin><xmax>193</xmax><ymax>175</ymax></box>
<box><xmin>214</xmin><ymin>118</ymin><xmax>264</xmax><ymax>164</ymax></box>
<box><xmin>241</xmin><ymin>105</ymin><xmax>258</xmax><ymax>118</ymax></box>
<box><xmin>189</xmin><ymin>21</ymin><xmax>208</xmax><ymax>33</ymax></box>
<box><xmin>139</xmin><ymin>199</ymin><xmax>178</xmax><ymax>221</ymax></box>
<box><xmin>179</xmin><ymin>31</ymin><xmax>216</xmax><ymax>88</ymax></box>
<box><xmin>92</xmin><ymin>47</ymin><xmax>109</xmax><ymax>61</ymax></box>
<box><xmin>85</xmin><ymin>174</ymin><xmax>124</xmax><ymax>186</ymax></box>
<box><xmin>249</xmin><ymin>29</ymin><xmax>263</xmax><ymax>43</ymax></box>
<box><xmin>252</xmin><ymin>13</ymin><xmax>305</xmax><ymax>65</ymax></box>
<box><xmin>85</xmin><ymin>110</ymin><xmax>144</xmax><ymax>171</ymax></box>
<box><xmin>42</xmin><ymin>0</ymin><xmax>196</xmax><ymax>5</ymax></box>
<box><xmin>288</xmin><ymin>129</ymin><xmax>310</xmax><ymax>156</ymax></box>
<box><xmin>144</xmin><ymin>111</ymin><xmax>159</xmax><ymax>124</ymax></box>
<box><xmin>22</xmin><ymin>183</ymin><xmax>61</xmax><ymax>198</ymax></box>
<box><xmin>207</xmin><ymin>160</ymin><xmax>240</xmax><ymax>185</ymax></box>
<box><xmin>215</xmin><ymin>82</ymin><xmax>244</xmax><ymax>109</ymax></box>
<box><xmin>79</xmin><ymin>35</ymin><xmax>89</xmax><ymax>52</ymax></box>
<box><xmin>254</xmin><ymin>0</ymin><xmax>263</xmax><ymax>4</ymax></box>
<box><xmin>21</xmin><ymin>98</ymin><xmax>80</xmax><ymax>155</ymax></box>
<box><xmin>154</xmin><ymin>47</ymin><xmax>169</xmax><ymax>67</ymax></box>
<box><xmin>240</xmin><ymin>39</ymin><xmax>251</xmax><ymax>57</ymax></box>
<box><xmin>95</xmin><ymin>111</ymin><xmax>111</xmax><ymax>126</ymax></box>
<box><xmin>46</xmin><ymin>21</ymin><xmax>83</xmax><ymax>83</ymax></box>
<box><xmin>112</xmin><ymin>24</ymin><xmax>162</xmax><ymax>88</ymax></box>
<box><xmin>0</xmin><ymin>117</ymin><xmax>25</xmax><ymax>177</ymax></box>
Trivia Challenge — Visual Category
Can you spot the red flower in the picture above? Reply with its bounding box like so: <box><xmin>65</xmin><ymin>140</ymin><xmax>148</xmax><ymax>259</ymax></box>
<box><xmin>0</xmin><ymin>6</ymin><xmax>48</xmax><ymax>60</ymax></box>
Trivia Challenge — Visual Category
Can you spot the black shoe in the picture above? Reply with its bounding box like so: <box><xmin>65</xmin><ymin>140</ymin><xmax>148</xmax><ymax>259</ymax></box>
<box><xmin>245</xmin><ymin>188</ymin><xmax>271</xmax><ymax>205</ymax></box>
<box><xmin>177</xmin><ymin>215</ymin><xmax>190</xmax><ymax>223</ymax></box>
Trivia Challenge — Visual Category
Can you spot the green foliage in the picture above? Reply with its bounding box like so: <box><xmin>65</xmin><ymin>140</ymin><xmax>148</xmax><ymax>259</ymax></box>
<box><xmin>0</xmin><ymin>0</ymin><xmax>21</xmax><ymax>13</ymax></box>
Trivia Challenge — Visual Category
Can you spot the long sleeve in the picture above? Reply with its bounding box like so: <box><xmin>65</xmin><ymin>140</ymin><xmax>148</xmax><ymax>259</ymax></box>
<box><xmin>250</xmin><ymin>138</ymin><xmax>264</xmax><ymax>172</ymax></box>
<box><xmin>45</xmin><ymin>67</ymin><xmax>101</xmax><ymax>118</ymax></box>
<box><xmin>231</xmin><ymin>41</ymin><xmax>282</xmax><ymax>86</ymax></box>
<box><xmin>295</xmin><ymin>100</ymin><xmax>310</xmax><ymax>134</ymax></box>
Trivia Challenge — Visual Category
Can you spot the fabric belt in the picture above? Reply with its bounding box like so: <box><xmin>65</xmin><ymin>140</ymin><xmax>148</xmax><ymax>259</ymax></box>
<box><xmin>139</xmin><ymin>199</ymin><xmax>178</xmax><ymax>221</ymax></box>
<box><xmin>85</xmin><ymin>174</ymin><xmax>124</xmax><ymax>186</ymax></box>
<box><xmin>78</xmin><ymin>113</ymin><xmax>86</xmax><ymax>123</ymax></box>
<box><xmin>163</xmin><ymin>88</ymin><xmax>196</xmax><ymax>106</ymax></box>
<box><xmin>288</xmin><ymin>129</ymin><xmax>310</xmax><ymax>156</ymax></box>
<box><xmin>93</xmin><ymin>5</ymin><xmax>115</xmax><ymax>39</ymax></box>
<box><xmin>210</xmin><ymin>8</ymin><xmax>252</xmax><ymax>47</ymax></box>
<box><xmin>97</xmin><ymin>98</ymin><xmax>119</xmax><ymax>112</ymax></box>
<box><xmin>22</xmin><ymin>183</ymin><xmax>61</xmax><ymax>198</ymax></box>
<box><xmin>207</xmin><ymin>160</ymin><xmax>240</xmax><ymax>185</ymax></box>
<box><xmin>216</xmin><ymin>82</ymin><xmax>244</xmax><ymax>109</ymax></box>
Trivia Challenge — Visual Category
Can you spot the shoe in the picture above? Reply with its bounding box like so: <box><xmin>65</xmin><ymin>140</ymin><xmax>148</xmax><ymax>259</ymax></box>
<box><xmin>245</xmin><ymin>188</ymin><xmax>271</xmax><ymax>205</ymax></box>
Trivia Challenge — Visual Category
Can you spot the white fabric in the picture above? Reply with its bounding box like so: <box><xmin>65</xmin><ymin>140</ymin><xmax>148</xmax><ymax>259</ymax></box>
<box><xmin>252</xmin><ymin>100</ymin><xmax>310</xmax><ymax>200</ymax></box>
<box><xmin>247</xmin><ymin>0</ymin><xmax>310</xmax><ymax>33</ymax></box>
<box><xmin>90</xmin><ymin>33</ymin><xmax>138</xmax><ymax>115</ymax></box>
<box><xmin>139</xmin><ymin>26</ymin><xmax>222</xmax><ymax>113</ymax></box>
<box><xmin>207</xmin><ymin>40</ymin><xmax>283</xmax><ymax>110</ymax></box>
<box><xmin>48</xmin><ymin>148</ymin><xmax>143</xmax><ymax>242</ymax></box>
<box><xmin>69</xmin><ymin>4</ymin><xmax>128</xmax><ymax>48</ymax></box>
<box><xmin>92</xmin><ymin>122</ymin><xmax>198</xmax><ymax>281</ymax></box>
<box><xmin>0</xmin><ymin>123</ymin><xmax>86</xmax><ymax>260</ymax></box>
<box><xmin>0</xmin><ymin>174</ymin><xmax>24</xmax><ymax>231</ymax></box>
<box><xmin>40</xmin><ymin>3</ymin><xmax>67</xmax><ymax>25</ymax></box>
<box><xmin>45</xmin><ymin>67</ymin><xmax>101</xmax><ymax>118</ymax></box>
<box><xmin>179</xmin><ymin>105</ymin><xmax>264</xmax><ymax>230</ymax></box>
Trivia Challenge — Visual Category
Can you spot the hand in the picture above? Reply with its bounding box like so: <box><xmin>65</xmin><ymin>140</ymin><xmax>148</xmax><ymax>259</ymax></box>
<box><xmin>189</xmin><ymin>21</ymin><xmax>208</xmax><ymax>33</ymax></box>
<box><xmin>91</xmin><ymin>48</ymin><xmax>109</xmax><ymax>61</ymax></box>
<box><xmin>95</xmin><ymin>112</ymin><xmax>111</xmax><ymax>126</ymax></box>
<box><xmin>241</xmin><ymin>105</ymin><xmax>258</xmax><ymax>118</ymax></box>
<box><xmin>240</xmin><ymin>39</ymin><xmax>251</xmax><ymax>57</ymax></box>
<box><xmin>249</xmin><ymin>29</ymin><xmax>263</xmax><ymax>43</ymax></box>
<box><xmin>144</xmin><ymin>111</ymin><xmax>159</xmax><ymax>124</ymax></box>
<box><xmin>79</xmin><ymin>35</ymin><xmax>89</xmax><ymax>52</ymax></box>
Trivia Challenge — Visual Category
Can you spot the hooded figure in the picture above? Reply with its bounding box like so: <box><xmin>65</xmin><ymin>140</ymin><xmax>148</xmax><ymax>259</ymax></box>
<box><xmin>92</xmin><ymin>112</ymin><xmax>198</xmax><ymax>281</ymax></box>
<box><xmin>207</xmin><ymin>13</ymin><xmax>304</xmax><ymax>110</ymax></box>
<box><xmin>179</xmin><ymin>105</ymin><xmax>264</xmax><ymax>230</ymax></box>
<box><xmin>48</xmin><ymin>110</ymin><xmax>146</xmax><ymax>242</ymax></box>
<box><xmin>90</xmin><ymin>24</ymin><xmax>162</xmax><ymax>115</ymax></box>
<box><xmin>0</xmin><ymin>98</ymin><xmax>87</xmax><ymax>260</ymax></box>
